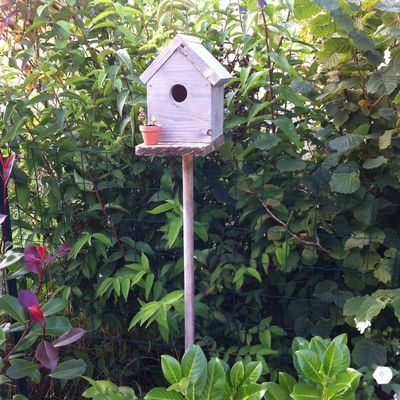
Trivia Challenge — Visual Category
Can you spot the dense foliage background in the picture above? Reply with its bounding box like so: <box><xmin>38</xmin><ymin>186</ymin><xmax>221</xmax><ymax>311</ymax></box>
<box><xmin>0</xmin><ymin>0</ymin><xmax>400</xmax><ymax>398</ymax></box>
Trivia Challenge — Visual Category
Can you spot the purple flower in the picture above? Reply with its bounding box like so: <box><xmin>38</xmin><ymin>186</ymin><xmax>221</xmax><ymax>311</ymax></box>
<box><xmin>239</xmin><ymin>5</ymin><xmax>248</xmax><ymax>12</ymax></box>
<box><xmin>258</xmin><ymin>0</ymin><xmax>266</xmax><ymax>7</ymax></box>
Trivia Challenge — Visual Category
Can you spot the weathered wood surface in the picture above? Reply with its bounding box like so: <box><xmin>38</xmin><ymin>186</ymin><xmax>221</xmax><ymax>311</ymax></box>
<box><xmin>182</xmin><ymin>154</ymin><xmax>195</xmax><ymax>349</ymax></box>
<box><xmin>135</xmin><ymin>136</ymin><xmax>224</xmax><ymax>157</ymax></box>
<box><xmin>140</xmin><ymin>34</ymin><xmax>232</xmax><ymax>86</ymax></box>
<box><xmin>147</xmin><ymin>51</ymin><xmax>214</xmax><ymax>143</ymax></box>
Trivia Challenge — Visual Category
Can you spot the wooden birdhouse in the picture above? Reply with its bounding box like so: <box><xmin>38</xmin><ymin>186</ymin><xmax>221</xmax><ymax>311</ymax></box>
<box><xmin>136</xmin><ymin>34</ymin><xmax>232</xmax><ymax>157</ymax></box>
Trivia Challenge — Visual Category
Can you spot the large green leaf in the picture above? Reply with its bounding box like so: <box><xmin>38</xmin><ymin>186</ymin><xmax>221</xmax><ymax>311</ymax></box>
<box><xmin>144</xmin><ymin>388</ymin><xmax>184</xmax><ymax>400</ymax></box>
<box><xmin>294</xmin><ymin>0</ymin><xmax>321</xmax><ymax>19</ymax></box>
<box><xmin>6</xmin><ymin>360</ymin><xmax>39</xmax><ymax>379</ymax></box>
<box><xmin>265</xmin><ymin>382</ymin><xmax>290</xmax><ymax>400</ymax></box>
<box><xmin>366</xmin><ymin>71</ymin><xmax>400</xmax><ymax>95</ymax></box>
<box><xmin>323</xmin><ymin>341</ymin><xmax>345</xmax><ymax>377</ymax></box>
<box><xmin>295</xmin><ymin>349</ymin><xmax>322</xmax><ymax>382</ymax></box>
<box><xmin>291</xmin><ymin>384</ymin><xmax>321</xmax><ymax>400</ymax></box>
<box><xmin>181</xmin><ymin>345</ymin><xmax>207</xmax><ymax>385</ymax></box>
<box><xmin>201</xmin><ymin>358</ymin><xmax>225</xmax><ymax>400</ymax></box>
<box><xmin>161</xmin><ymin>355</ymin><xmax>182</xmax><ymax>385</ymax></box>
<box><xmin>0</xmin><ymin>295</ymin><xmax>25</xmax><ymax>323</ymax></box>
<box><xmin>329</xmin><ymin>172</ymin><xmax>360</xmax><ymax>194</ymax></box>
<box><xmin>274</xmin><ymin>118</ymin><xmax>300</xmax><ymax>146</ymax></box>
<box><xmin>49</xmin><ymin>359</ymin><xmax>86</xmax><ymax>380</ymax></box>
<box><xmin>42</xmin><ymin>298</ymin><xmax>67</xmax><ymax>317</ymax></box>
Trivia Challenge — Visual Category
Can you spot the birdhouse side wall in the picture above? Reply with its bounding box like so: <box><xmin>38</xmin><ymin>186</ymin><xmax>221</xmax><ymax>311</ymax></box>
<box><xmin>210</xmin><ymin>85</ymin><xmax>224</xmax><ymax>140</ymax></box>
<box><xmin>146</xmin><ymin>51</ymin><xmax>213</xmax><ymax>143</ymax></box>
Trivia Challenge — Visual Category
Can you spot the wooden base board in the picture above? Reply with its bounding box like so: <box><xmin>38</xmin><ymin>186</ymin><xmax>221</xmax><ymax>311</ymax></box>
<box><xmin>135</xmin><ymin>136</ymin><xmax>224</xmax><ymax>157</ymax></box>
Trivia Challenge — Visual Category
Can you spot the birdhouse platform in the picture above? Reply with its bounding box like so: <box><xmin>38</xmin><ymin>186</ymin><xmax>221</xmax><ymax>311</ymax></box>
<box><xmin>135</xmin><ymin>136</ymin><xmax>224</xmax><ymax>157</ymax></box>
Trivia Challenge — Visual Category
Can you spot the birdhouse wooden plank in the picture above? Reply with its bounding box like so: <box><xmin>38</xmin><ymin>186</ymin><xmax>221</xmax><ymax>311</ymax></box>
<box><xmin>137</xmin><ymin>34</ymin><xmax>232</xmax><ymax>150</ymax></box>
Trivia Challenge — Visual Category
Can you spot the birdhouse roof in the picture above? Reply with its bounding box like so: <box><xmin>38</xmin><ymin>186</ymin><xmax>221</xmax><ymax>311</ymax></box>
<box><xmin>140</xmin><ymin>34</ymin><xmax>232</xmax><ymax>86</ymax></box>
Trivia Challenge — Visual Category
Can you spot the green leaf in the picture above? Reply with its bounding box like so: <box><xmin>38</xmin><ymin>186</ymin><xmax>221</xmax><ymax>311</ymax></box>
<box><xmin>366</xmin><ymin>71</ymin><xmax>400</xmax><ymax>95</ymax></box>
<box><xmin>269</xmin><ymin>52</ymin><xmax>299</xmax><ymax>78</ymax></box>
<box><xmin>120</xmin><ymin>277</ymin><xmax>130</xmax><ymax>302</ymax></box>
<box><xmin>265</xmin><ymin>382</ymin><xmax>290</xmax><ymax>400</ymax></box>
<box><xmin>291</xmin><ymin>384</ymin><xmax>321</xmax><ymax>400</ymax></box>
<box><xmin>148</xmin><ymin>203</ymin><xmax>175</xmax><ymax>214</ymax></box>
<box><xmin>162</xmin><ymin>290</ymin><xmax>183</xmax><ymax>305</ymax></box>
<box><xmin>92</xmin><ymin>233</ymin><xmax>112</xmax><ymax>246</ymax></box>
<box><xmin>117</xmin><ymin>89</ymin><xmax>129</xmax><ymax>117</ymax></box>
<box><xmin>236</xmin><ymin>383</ymin><xmax>266</xmax><ymax>399</ymax></box>
<box><xmin>379</xmin><ymin>130</ymin><xmax>393</xmax><ymax>149</ymax></box>
<box><xmin>350</xmin><ymin>31</ymin><xmax>375</xmax><ymax>51</ymax></box>
<box><xmin>181</xmin><ymin>345</ymin><xmax>207</xmax><ymax>384</ymax></box>
<box><xmin>324</xmin><ymin>37</ymin><xmax>352</xmax><ymax>54</ymax></box>
<box><xmin>230</xmin><ymin>361</ymin><xmax>244</xmax><ymax>388</ymax></box>
<box><xmin>6</xmin><ymin>359</ymin><xmax>39</xmax><ymax>379</ymax></box>
<box><xmin>278</xmin><ymin>372</ymin><xmax>297</xmax><ymax>393</ymax></box>
<box><xmin>275</xmin><ymin>117</ymin><xmax>300</xmax><ymax>146</ymax></box>
<box><xmin>392</xmin><ymin>296</ymin><xmax>400</xmax><ymax>322</ymax></box>
<box><xmin>329</xmin><ymin>172</ymin><xmax>360</xmax><ymax>194</ymax></box>
<box><xmin>37</xmin><ymin>316</ymin><xmax>71</xmax><ymax>336</ymax></box>
<box><xmin>116</xmin><ymin>49</ymin><xmax>135</xmax><ymax>74</ymax></box>
<box><xmin>352</xmin><ymin>340</ymin><xmax>386</xmax><ymax>368</ymax></box>
<box><xmin>42</xmin><ymin>298</ymin><xmax>67</xmax><ymax>317</ymax></box>
<box><xmin>202</xmin><ymin>358</ymin><xmax>225</xmax><ymax>400</ymax></box>
<box><xmin>0</xmin><ymin>251</ymin><xmax>23</xmax><ymax>270</ymax></box>
<box><xmin>277</xmin><ymin>156</ymin><xmax>306</xmax><ymax>172</ymax></box>
<box><xmin>323</xmin><ymin>341</ymin><xmax>344</xmax><ymax>377</ymax></box>
<box><xmin>312</xmin><ymin>0</ymin><xmax>340</xmax><ymax>10</ymax></box>
<box><xmin>295</xmin><ymin>349</ymin><xmax>322</xmax><ymax>382</ymax></box>
<box><xmin>144</xmin><ymin>388</ymin><xmax>184</xmax><ymax>400</ymax></box>
<box><xmin>329</xmin><ymin>135</ymin><xmax>364</xmax><ymax>153</ymax></box>
<box><xmin>243</xmin><ymin>362</ymin><xmax>263</xmax><ymax>384</ymax></box>
<box><xmin>167</xmin><ymin>217</ymin><xmax>183</xmax><ymax>248</ymax></box>
<box><xmin>25</xmin><ymin>93</ymin><xmax>55</xmax><ymax>106</ymax></box>
<box><xmin>294</xmin><ymin>0</ymin><xmax>321</xmax><ymax>19</ymax></box>
<box><xmin>161</xmin><ymin>355</ymin><xmax>182</xmax><ymax>385</ymax></box>
<box><xmin>96</xmin><ymin>277</ymin><xmax>114</xmax><ymax>297</ymax></box>
<box><xmin>0</xmin><ymin>295</ymin><xmax>25</xmax><ymax>323</ymax></box>
<box><xmin>141</xmin><ymin>253</ymin><xmax>150</xmax><ymax>271</ymax></box>
<box><xmin>74</xmin><ymin>171</ymin><xmax>94</xmax><ymax>192</ymax></box>
<box><xmin>362</xmin><ymin>156</ymin><xmax>387</xmax><ymax>169</ymax></box>
<box><xmin>49</xmin><ymin>359</ymin><xmax>86</xmax><ymax>380</ymax></box>
<box><xmin>254</xmin><ymin>134</ymin><xmax>281</xmax><ymax>150</ymax></box>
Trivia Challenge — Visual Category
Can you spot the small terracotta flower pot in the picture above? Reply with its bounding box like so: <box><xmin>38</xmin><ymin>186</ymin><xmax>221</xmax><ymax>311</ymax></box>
<box><xmin>140</xmin><ymin>125</ymin><xmax>161</xmax><ymax>145</ymax></box>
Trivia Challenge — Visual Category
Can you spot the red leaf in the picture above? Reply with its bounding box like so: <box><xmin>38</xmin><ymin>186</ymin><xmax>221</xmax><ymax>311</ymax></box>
<box><xmin>28</xmin><ymin>304</ymin><xmax>44</xmax><ymax>324</ymax></box>
<box><xmin>3</xmin><ymin>153</ymin><xmax>15</xmax><ymax>183</ymax></box>
<box><xmin>53</xmin><ymin>328</ymin><xmax>85</xmax><ymax>348</ymax></box>
<box><xmin>24</xmin><ymin>245</ymin><xmax>46</xmax><ymax>275</ymax></box>
<box><xmin>36</xmin><ymin>340</ymin><xmax>59</xmax><ymax>370</ymax></box>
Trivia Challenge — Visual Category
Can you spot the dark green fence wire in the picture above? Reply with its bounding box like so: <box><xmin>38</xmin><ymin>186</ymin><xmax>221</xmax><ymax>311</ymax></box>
<box><xmin>1</xmin><ymin>144</ymin><xmax>399</xmax><ymax>399</ymax></box>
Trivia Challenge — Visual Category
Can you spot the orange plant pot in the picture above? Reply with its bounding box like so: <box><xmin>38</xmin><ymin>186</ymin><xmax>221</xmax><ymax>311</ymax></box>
<box><xmin>140</xmin><ymin>125</ymin><xmax>161</xmax><ymax>145</ymax></box>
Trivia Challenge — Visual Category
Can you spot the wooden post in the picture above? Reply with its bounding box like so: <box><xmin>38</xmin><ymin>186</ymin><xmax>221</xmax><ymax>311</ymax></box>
<box><xmin>182</xmin><ymin>154</ymin><xmax>194</xmax><ymax>349</ymax></box>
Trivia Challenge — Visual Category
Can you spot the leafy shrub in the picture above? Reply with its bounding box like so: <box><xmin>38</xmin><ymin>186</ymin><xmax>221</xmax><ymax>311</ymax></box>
<box><xmin>0</xmin><ymin>0</ymin><xmax>399</xmax><ymax>397</ymax></box>
<box><xmin>265</xmin><ymin>334</ymin><xmax>361</xmax><ymax>400</ymax></box>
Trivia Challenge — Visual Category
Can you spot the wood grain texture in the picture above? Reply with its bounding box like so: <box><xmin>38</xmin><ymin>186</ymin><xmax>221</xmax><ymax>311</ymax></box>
<box><xmin>147</xmin><ymin>51</ymin><xmax>213</xmax><ymax>143</ymax></box>
<box><xmin>211</xmin><ymin>84</ymin><xmax>224</xmax><ymax>138</ymax></box>
<box><xmin>182</xmin><ymin>154</ymin><xmax>195</xmax><ymax>349</ymax></box>
<box><xmin>140</xmin><ymin>34</ymin><xmax>232</xmax><ymax>86</ymax></box>
<box><xmin>135</xmin><ymin>136</ymin><xmax>225</xmax><ymax>157</ymax></box>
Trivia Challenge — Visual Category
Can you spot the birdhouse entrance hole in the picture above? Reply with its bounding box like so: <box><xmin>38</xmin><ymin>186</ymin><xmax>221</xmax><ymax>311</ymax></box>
<box><xmin>171</xmin><ymin>84</ymin><xmax>187</xmax><ymax>103</ymax></box>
